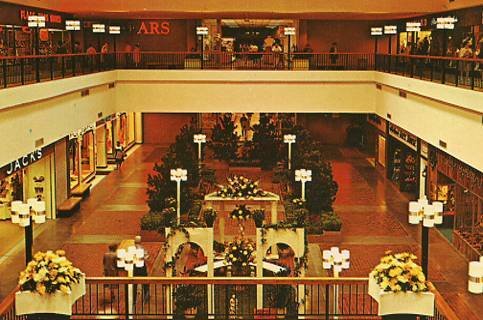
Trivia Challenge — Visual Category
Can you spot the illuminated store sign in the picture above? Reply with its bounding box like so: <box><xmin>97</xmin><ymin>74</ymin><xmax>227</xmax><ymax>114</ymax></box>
<box><xmin>20</xmin><ymin>9</ymin><xmax>62</xmax><ymax>24</ymax></box>
<box><xmin>92</xmin><ymin>23</ymin><xmax>106</xmax><ymax>33</ymax></box>
<box><xmin>109</xmin><ymin>26</ymin><xmax>121</xmax><ymax>34</ymax></box>
<box><xmin>384</xmin><ymin>25</ymin><xmax>397</xmax><ymax>35</ymax></box>
<box><xmin>370</xmin><ymin>27</ymin><xmax>383</xmax><ymax>36</ymax></box>
<box><xmin>406</xmin><ymin>22</ymin><xmax>421</xmax><ymax>32</ymax></box>
<box><xmin>6</xmin><ymin>149</ymin><xmax>43</xmax><ymax>175</ymax></box>
<box><xmin>66</xmin><ymin>20</ymin><xmax>81</xmax><ymax>31</ymax></box>
<box><xmin>137</xmin><ymin>21</ymin><xmax>170</xmax><ymax>35</ymax></box>
<box><xmin>434</xmin><ymin>17</ymin><xmax>458</xmax><ymax>29</ymax></box>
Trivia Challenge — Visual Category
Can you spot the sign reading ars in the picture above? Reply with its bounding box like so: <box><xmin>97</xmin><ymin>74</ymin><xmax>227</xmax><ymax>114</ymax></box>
<box><xmin>137</xmin><ymin>21</ymin><xmax>170</xmax><ymax>35</ymax></box>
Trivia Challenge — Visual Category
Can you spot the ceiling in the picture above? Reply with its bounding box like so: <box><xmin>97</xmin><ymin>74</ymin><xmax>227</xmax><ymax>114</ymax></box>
<box><xmin>1</xmin><ymin>0</ymin><xmax>481</xmax><ymax>20</ymax></box>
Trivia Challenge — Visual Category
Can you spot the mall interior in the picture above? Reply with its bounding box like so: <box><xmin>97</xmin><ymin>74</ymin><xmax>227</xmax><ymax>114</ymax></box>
<box><xmin>0</xmin><ymin>0</ymin><xmax>482</xmax><ymax>319</ymax></box>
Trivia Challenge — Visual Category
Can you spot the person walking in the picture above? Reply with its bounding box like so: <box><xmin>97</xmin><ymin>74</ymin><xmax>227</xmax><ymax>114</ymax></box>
<box><xmin>114</xmin><ymin>141</ymin><xmax>125</xmax><ymax>169</ymax></box>
<box><xmin>133</xmin><ymin>236</ymin><xmax>150</xmax><ymax>304</ymax></box>
<box><xmin>103</xmin><ymin>244</ymin><xmax>118</xmax><ymax>302</ymax></box>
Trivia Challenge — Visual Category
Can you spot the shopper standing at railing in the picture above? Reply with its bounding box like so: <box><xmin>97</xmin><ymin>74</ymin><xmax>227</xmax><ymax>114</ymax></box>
<box><xmin>133</xmin><ymin>44</ymin><xmax>141</xmax><ymax>68</ymax></box>
<box><xmin>329</xmin><ymin>42</ymin><xmax>338</xmax><ymax>64</ymax></box>
<box><xmin>101</xmin><ymin>41</ymin><xmax>110</xmax><ymax>68</ymax></box>
<box><xmin>459</xmin><ymin>40</ymin><xmax>473</xmax><ymax>85</ymax></box>
<box><xmin>124</xmin><ymin>42</ymin><xmax>133</xmax><ymax>67</ymax></box>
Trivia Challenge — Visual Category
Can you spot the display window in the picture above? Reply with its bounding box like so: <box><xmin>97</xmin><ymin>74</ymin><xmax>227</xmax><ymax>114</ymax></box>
<box><xmin>127</xmin><ymin>112</ymin><xmax>136</xmax><ymax>146</ymax></box>
<box><xmin>80</xmin><ymin>130</ymin><xmax>95</xmax><ymax>181</ymax></box>
<box><xmin>95</xmin><ymin>123</ymin><xmax>108</xmax><ymax>168</ymax></box>
<box><xmin>0</xmin><ymin>171</ymin><xmax>23</xmax><ymax>220</ymax></box>
<box><xmin>118</xmin><ymin>113</ymin><xmax>128</xmax><ymax>148</ymax></box>
<box><xmin>68</xmin><ymin>138</ymin><xmax>80</xmax><ymax>190</ymax></box>
<box><xmin>106</xmin><ymin>120</ymin><xmax>114</xmax><ymax>155</ymax></box>
<box><xmin>387</xmin><ymin>138</ymin><xmax>418</xmax><ymax>194</ymax></box>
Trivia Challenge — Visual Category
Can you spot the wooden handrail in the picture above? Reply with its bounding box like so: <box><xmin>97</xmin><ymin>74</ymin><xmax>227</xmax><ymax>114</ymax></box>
<box><xmin>428</xmin><ymin>282</ymin><xmax>461</xmax><ymax>320</ymax></box>
<box><xmin>376</xmin><ymin>52</ymin><xmax>483</xmax><ymax>63</ymax></box>
<box><xmin>0</xmin><ymin>286</ymin><xmax>18</xmax><ymax>316</ymax></box>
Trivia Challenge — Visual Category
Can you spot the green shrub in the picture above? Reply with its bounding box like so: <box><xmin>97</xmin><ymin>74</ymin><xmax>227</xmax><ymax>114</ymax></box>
<box><xmin>140</xmin><ymin>213</ymin><xmax>164</xmax><ymax>231</ymax></box>
<box><xmin>321</xmin><ymin>212</ymin><xmax>342</xmax><ymax>231</ymax></box>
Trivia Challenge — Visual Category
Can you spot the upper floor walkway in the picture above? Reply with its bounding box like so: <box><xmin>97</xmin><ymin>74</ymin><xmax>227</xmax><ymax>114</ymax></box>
<box><xmin>1</xmin><ymin>51</ymin><xmax>482</xmax><ymax>91</ymax></box>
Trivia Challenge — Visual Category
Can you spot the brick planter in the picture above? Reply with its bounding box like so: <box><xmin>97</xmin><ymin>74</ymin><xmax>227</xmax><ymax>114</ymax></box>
<box><xmin>140</xmin><ymin>229</ymin><xmax>165</xmax><ymax>242</ymax></box>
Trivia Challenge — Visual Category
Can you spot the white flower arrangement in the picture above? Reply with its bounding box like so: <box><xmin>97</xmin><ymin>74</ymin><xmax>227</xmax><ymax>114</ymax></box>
<box><xmin>224</xmin><ymin>239</ymin><xmax>256</xmax><ymax>268</ymax></box>
<box><xmin>370</xmin><ymin>251</ymin><xmax>428</xmax><ymax>293</ymax></box>
<box><xmin>18</xmin><ymin>250</ymin><xmax>83</xmax><ymax>295</ymax></box>
<box><xmin>229</xmin><ymin>204</ymin><xmax>252</xmax><ymax>221</ymax></box>
<box><xmin>216</xmin><ymin>175</ymin><xmax>267</xmax><ymax>199</ymax></box>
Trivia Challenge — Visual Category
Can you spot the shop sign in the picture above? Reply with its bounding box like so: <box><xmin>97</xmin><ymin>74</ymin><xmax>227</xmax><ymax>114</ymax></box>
<box><xmin>388</xmin><ymin>123</ymin><xmax>417</xmax><ymax>151</ymax></box>
<box><xmin>5</xmin><ymin>149</ymin><xmax>43</xmax><ymax>175</ymax></box>
<box><xmin>437</xmin><ymin>151</ymin><xmax>482</xmax><ymax>196</ymax></box>
<box><xmin>137</xmin><ymin>21</ymin><xmax>170</xmax><ymax>35</ymax></box>
<box><xmin>19</xmin><ymin>9</ymin><xmax>62</xmax><ymax>25</ymax></box>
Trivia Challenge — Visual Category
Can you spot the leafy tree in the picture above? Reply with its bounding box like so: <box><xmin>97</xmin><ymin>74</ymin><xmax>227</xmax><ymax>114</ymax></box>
<box><xmin>210</xmin><ymin>113</ymin><xmax>239</xmax><ymax>160</ymax></box>
<box><xmin>252</xmin><ymin>113</ymin><xmax>281</xmax><ymax>169</ymax></box>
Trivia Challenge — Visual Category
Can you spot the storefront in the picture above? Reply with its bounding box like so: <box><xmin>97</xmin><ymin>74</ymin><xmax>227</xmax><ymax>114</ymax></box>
<box><xmin>68</xmin><ymin>124</ymin><xmax>96</xmax><ymax>191</ymax></box>
<box><xmin>0</xmin><ymin>146</ymin><xmax>57</xmax><ymax>220</ymax></box>
<box><xmin>0</xmin><ymin>2</ymin><xmax>72</xmax><ymax>56</ymax></box>
<box><xmin>103</xmin><ymin>112</ymin><xmax>136</xmax><ymax>164</ymax></box>
<box><xmin>365</xmin><ymin>114</ymin><xmax>387</xmax><ymax>168</ymax></box>
<box><xmin>428</xmin><ymin>147</ymin><xmax>482</xmax><ymax>261</ymax></box>
<box><xmin>387</xmin><ymin>123</ymin><xmax>418</xmax><ymax>195</ymax></box>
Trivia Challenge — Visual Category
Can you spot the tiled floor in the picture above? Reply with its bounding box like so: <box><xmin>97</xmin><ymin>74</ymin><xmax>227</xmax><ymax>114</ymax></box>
<box><xmin>0</xmin><ymin>144</ymin><xmax>480</xmax><ymax>319</ymax></box>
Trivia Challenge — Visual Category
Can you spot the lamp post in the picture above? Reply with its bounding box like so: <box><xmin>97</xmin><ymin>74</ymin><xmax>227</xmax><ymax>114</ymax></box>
<box><xmin>468</xmin><ymin>257</ymin><xmax>482</xmax><ymax>294</ymax></box>
<box><xmin>196</xmin><ymin>27</ymin><xmax>208</xmax><ymax>69</ymax></box>
<box><xmin>295</xmin><ymin>169</ymin><xmax>311</xmax><ymax>201</ymax></box>
<box><xmin>117</xmin><ymin>245</ymin><xmax>145</xmax><ymax>319</ymax></box>
<box><xmin>408</xmin><ymin>196</ymin><xmax>443</xmax><ymax>278</ymax></box>
<box><xmin>193</xmin><ymin>133</ymin><xmax>207</xmax><ymax>164</ymax></box>
<box><xmin>323</xmin><ymin>247</ymin><xmax>350</xmax><ymax>319</ymax></box>
<box><xmin>283</xmin><ymin>134</ymin><xmax>296</xmax><ymax>171</ymax></box>
<box><xmin>28</xmin><ymin>15</ymin><xmax>45</xmax><ymax>82</ymax></box>
<box><xmin>284</xmin><ymin>27</ymin><xmax>296</xmax><ymax>69</ymax></box>
<box><xmin>10</xmin><ymin>199</ymin><xmax>46</xmax><ymax>265</ymax></box>
<box><xmin>170</xmin><ymin>168</ymin><xmax>187</xmax><ymax>224</ymax></box>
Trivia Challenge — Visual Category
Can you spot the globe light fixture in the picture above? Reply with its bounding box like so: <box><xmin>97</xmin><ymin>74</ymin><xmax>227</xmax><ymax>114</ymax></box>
<box><xmin>295</xmin><ymin>169</ymin><xmax>312</xmax><ymax>200</ymax></box>
<box><xmin>468</xmin><ymin>257</ymin><xmax>482</xmax><ymax>294</ymax></box>
<box><xmin>193</xmin><ymin>133</ymin><xmax>207</xmax><ymax>162</ymax></box>
<box><xmin>10</xmin><ymin>199</ymin><xmax>47</xmax><ymax>264</ymax></box>
<box><xmin>408</xmin><ymin>196</ymin><xmax>443</xmax><ymax>278</ymax></box>
<box><xmin>283</xmin><ymin>134</ymin><xmax>296</xmax><ymax>170</ymax></box>
<box><xmin>323</xmin><ymin>247</ymin><xmax>350</xmax><ymax>319</ymax></box>
<box><xmin>170</xmin><ymin>168</ymin><xmax>188</xmax><ymax>224</ymax></box>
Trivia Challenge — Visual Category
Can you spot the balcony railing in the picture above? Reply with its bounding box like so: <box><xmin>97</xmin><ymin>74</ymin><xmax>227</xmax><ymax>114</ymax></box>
<box><xmin>1</xmin><ymin>52</ymin><xmax>482</xmax><ymax>91</ymax></box>
<box><xmin>375</xmin><ymin>53</ymin><xmax>483</xmax><ymax>90</ymax></box>
<box><xmin>0</xmin><ymin>277</ymin><xmax>460</xmax><ymax>320</ymax></box>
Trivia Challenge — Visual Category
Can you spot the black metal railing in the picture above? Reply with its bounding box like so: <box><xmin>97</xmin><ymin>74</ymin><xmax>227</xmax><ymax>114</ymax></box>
<box><xmin>375</xmin><ymin>53</ymin><xmax>483</xmax><ymax>90</ymax></box>
<box><xmin>1</xmin><ymin>51</ymin><xmax>482</xmax><ymax>91</ymax></box>
<box><xmin>0</xmin><ymin>277</ymin><xmax>460</xmax><ymax>320</ymax></box>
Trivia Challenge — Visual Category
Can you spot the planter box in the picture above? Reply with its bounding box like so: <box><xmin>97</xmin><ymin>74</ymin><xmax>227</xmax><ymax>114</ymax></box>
<box><xmin>16</xmin><ymin>276</ymin><xmax>85</xmax><ymax>316</ymax></box>
<box><xmin>368</xmin><ymin>277</ymin><xmax>434</xmax><ymax>316</ymax></box>
<box><xmin>140</xmin><ymin>229</ymin><xmax>165</xmax><ymax>242</ymax></box>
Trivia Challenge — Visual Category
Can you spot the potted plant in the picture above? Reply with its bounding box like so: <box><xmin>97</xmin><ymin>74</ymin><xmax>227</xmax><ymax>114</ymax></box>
<box><xmin>173</xmin><ymin>284</ymin><xmax>203</xmax><ymax>319</ymax></box>
<box><xmin>203</xmin><ymin>207</ymin><xmax>217</xmax><ymax>227</ymax></box>
<box><xmin>253</xmin><ymin>209</ymin><xmax>265</xmax><ymax>228</ymax></box>
<box><xmin>368</xmin><ymin>252</ymin><xmax>434</xmax><ymax>319</ymax></box>
<box><xmin>15</xmin><ymin>250</ymin><xmax>85</xmax><ymax>320</ymax></box>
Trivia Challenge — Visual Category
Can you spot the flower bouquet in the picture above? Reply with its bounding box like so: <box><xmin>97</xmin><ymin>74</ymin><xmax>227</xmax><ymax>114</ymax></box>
<box><xmin>368</xmin><ymin>251</ymin><xmax>434</xmax><ymax>316</ymax></box>
<box><xmin>15</xmin><ymin>250</ymin><xmax>85</xmax><ymax>317</ymax></box>
<box><xmin>229</xmin><ymin>205</ymin><xmax>252</xmax><ymax>221</ymax></box>
<box><xmin>224</xmin><ymin>239</ymin><xmax>256</xmax><ymax>274</ymax></box>
<box><xmin>216</xmin><ymin>175</ymin><xmax>267</xmax><ymax>199</ymax></box>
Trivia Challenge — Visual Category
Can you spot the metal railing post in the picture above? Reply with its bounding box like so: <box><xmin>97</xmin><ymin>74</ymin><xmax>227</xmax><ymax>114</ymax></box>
<box><xmin>20</xmin><ymin>59</ymin><xmax>25</xmax><ymax>85</ymax></box>
<box><xmin>470</xmin><ymin>61</ymin><xmax>475</xmax><ymax>90</ymax></box>
<box><xmin>35</xmin><ymin>56</ymin><xmax>40</xmax><ymax>83</ymax></box>
<box><xmin>50</xmin><ymin>57</ymin><xmax>54</xmax><ymax>80</ymax></box>
<box><xmin>2</xmin><ymin>59</ymin><xmax>7</xmax><ymax>88</ymax></box>
<box><xmin>61</xmin><ymin>57</ymin><xmax>65</xmax><ymax>78</ymax></box>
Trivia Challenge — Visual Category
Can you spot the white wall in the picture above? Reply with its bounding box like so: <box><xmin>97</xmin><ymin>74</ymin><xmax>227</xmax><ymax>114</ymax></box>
<box><xmin>0</xmin><ymin>70</ymin><xmax>481</xmax><ymax>172</ymax></box>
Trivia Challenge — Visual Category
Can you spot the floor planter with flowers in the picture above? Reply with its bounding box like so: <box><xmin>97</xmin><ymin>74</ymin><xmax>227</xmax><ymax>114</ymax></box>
<box><xmin>368</xmin><ymin>252</ymin><xmax>434</xmax><ymax>319</ymax></box>
<box><xmin>15</xmin><ymin>250</ymin><xmax>85</xmax><ymax>320</ymax></box>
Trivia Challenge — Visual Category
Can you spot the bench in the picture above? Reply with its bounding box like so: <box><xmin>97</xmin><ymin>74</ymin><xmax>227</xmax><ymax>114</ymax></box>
<box><xmin>57</xmin><ymin>197</ymin><xmax>82</xmax><ymax>216</ymax></box>
<box><xmin>71</xmin><ymin>182</ymin><xmax>92</xmax><ymax>198</ymax></box>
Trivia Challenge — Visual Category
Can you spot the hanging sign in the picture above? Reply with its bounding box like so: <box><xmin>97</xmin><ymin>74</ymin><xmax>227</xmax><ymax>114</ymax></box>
<box><xmin>389</xmin><ymin>123</ymin><xmax>417</xmax><ymax>151</ymax></box>
<box><xmin>5</xmin><ymin>149</ymin><xmax>43</xmax><ymax>175</ymax></box>
<box><xmin>370</xmin><ymin>27</ymin><xmax>383</xmax><ymax>36</ymax></box>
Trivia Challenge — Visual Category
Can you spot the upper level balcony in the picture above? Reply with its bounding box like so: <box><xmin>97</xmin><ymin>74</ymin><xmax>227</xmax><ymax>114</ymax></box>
<box><xmin>1</xmin><ymin>52</ymin><xmax>482</xmax><ymax>91</ymax></box>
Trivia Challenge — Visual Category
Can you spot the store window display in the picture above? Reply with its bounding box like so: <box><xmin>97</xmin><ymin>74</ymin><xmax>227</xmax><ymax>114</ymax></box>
<box><xmin>0</xmin><ymin>172</ymin><xmax>23</xmax><ymax>220</ymax></box>
<box><xmin>81</xmin><ymin>130</ymin><xmax>95</xmax><ymax>181</ymax></box>
<box><xmin>68</xmin><ymin>139</ymin><xmax>80</xmax><ymax>190</ymax></box>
